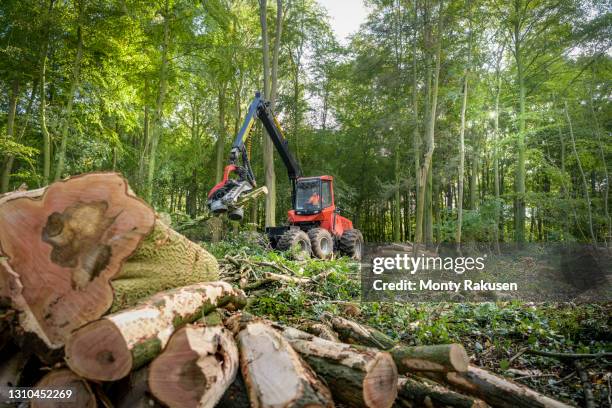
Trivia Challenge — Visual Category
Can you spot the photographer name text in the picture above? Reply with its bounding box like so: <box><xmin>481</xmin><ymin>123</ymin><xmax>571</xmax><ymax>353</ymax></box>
<box><xmin>371</xmin><ymin>279</ymin><xmax>518</xmax><ymax>292</ymax></box>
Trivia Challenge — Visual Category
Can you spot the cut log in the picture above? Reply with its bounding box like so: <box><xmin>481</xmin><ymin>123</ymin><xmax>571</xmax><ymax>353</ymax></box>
<box><xmin>0</xmin><ymin>350</ymin><xmax>28</xmax><ymax>405</ymax></box>
<box><xmin>237</xmin><ymin>322</ymin><xmax>335</xmax><ymax>408</ymax></box>
<box><xmin>322</xmin><ymin>312</ymin><xmax>396</xmax><ymax>350</ymax></box>
<box><xmin>0</xmin><ymin>173</ymin><xmax>155</xmax><ymax>354</ymax></box>
<box><xmin>278</xmin><ymin>325</ymin><xmax>398</xmax><ymax>408</ymax></box>
<box><xmin>65</xmin><ymin>282</ymin><xmax>245</xmax><ymax>381</ymax></box>
<box><xmin>31</xmin><ymin>369</ymin><xmax>96</xmax><ymax>408</ymax></box>
<box><xmin>107</xmin><ymin>367</ymin><xmax>164</xmax><ymax>408</ymax></box>
<box><xmin>390</xmin><ymin>344</ymin><xmax>469</xmax><ymax>373</ymax></box>
<box><xmin>423</xmin><ymin>365</ymin><xmax>573</xmax><ymax>408</ymax></box>
<box><xmin>395</xmin><ymin>377</ymin><xmax>487</xmax><ymax>408</ymax></box>
<box><xmin>111</xmin><ymin>218</ymin><xmax>219</xmax><ymax>312</ymax></box>
<box><xmin>148</xmin><ymin>325</ymin><xmax>239</xmax><ymax>408</ymax></box>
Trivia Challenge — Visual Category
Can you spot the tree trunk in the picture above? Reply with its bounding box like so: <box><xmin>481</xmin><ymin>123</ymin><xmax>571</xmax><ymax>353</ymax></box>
<box><xmin>415</xmin><ymin>1</ymin><xmax>443</xmax><ymax>244</ymax></box>
<box><xmin>1</xmin><ymin>79</ymin><xmax>19</xmax><ymax>193</ymax></box>
<box><xmin>215</xmin><ymin>84</ymin><xmax>227</xmax><ymax>183</ymax></box>
<box><xmin>146</xmin><ymin>0</ymin><xmax>170</xmax><ymax>202</ymax></box>
<box><xmin>149</xmin><ymin>325</ymin><xmax>239</xmax><ymax>408</ymax></box>
<box><xmin>65</xmin><ymin>282</ymin><xmax>246</xmax><ymax>381</ymax></box>
<box><xmin>390</xmin><ymin>344</ymin><xmax>468</xmax><ymax>373</ymax></box>
<box><xmin>395</xmin><ymin>377</ymin><xmax>487</xmax><ymax>408</ymax></box>
<box><xmin>564</xmin><ymin>101</ymin><xmax>596</xmax><ymax>244</ymax></box>
<box><xmin>54</xmin><ymin>0</ymin><xmax>84</xmax><ymax>181</ymax></box>
<box><xmin>32</xmin><ymin>369</ymin><xmax>96</xmax><ymax>408</ymax></box>
<box><xmin>493</xmin><ymin>47</ymin><xmax>503</xmax><ymax>253</ymax></box>
<box><xmin>513</xmin><ymin>11</ymin><xmax>526</xmax><ymax>244</ymax></box>
<box><xmin>2</xmin><ymin>80</ymin><xmax>38</xmax><ymax>193</ymax></box>
<box><xmin>423</xmin><ymin>365</ymin><xmax>572</xmax><ymax>408</ymax></box>
<box><xmin>0</xmin><ymin>173</ymin><xmax>155</xmax><ymax>356</ymax></box>
<box><xmin>456</xmin><ymin>73</ymin><xmax>468</xmax><ymax>247</ymax></box>
<box><xmin>40</xmin><ymin>0</ymin><xmax>56</xmax><ymax>186</ymax></box>
<box><xmin>237</xmin><ymin>322</ymin><xmax>334</xmax><ymax>408</ymax></box>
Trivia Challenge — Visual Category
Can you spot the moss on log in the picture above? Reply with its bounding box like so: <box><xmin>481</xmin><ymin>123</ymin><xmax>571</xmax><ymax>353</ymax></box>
<box><xmin>111</xmin><ymin>218</ymin><xmax>219</xmax><ymax>311</ymax></box>
<box><xmin>65</xmin><ymin>282</ymin><xmax>245</xmax><ymax>382</ymax></box>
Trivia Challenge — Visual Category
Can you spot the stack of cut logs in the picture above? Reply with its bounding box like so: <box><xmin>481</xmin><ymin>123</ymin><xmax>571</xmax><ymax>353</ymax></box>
<box><xmin>0</xmin><ymin>173</ymin><xmax>573</xmax><ymax>408</ymax></box>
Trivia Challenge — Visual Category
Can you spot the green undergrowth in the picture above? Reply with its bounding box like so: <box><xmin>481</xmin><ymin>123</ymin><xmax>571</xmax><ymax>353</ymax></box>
<box><xmin>204</xmin><ymin>236</ymin><xmax>611</xmax><ymax>405</ymax></box>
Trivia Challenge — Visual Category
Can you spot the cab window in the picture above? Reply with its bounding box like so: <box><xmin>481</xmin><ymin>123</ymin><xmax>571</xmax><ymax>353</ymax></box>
<box><xmin>321</xmin><ymin>180</ymin><xmax>332</xmax><ymax>208</ymax></box>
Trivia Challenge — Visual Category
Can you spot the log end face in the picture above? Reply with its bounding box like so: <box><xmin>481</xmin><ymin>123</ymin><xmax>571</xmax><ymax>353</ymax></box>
<box><xmin>32</xmin><ymin>369</ymin><xmax>96</xmax><ymax>408</ymax></box>
<box><xmin>65</xmin><ymin>319</ymin><xmax>132</xmax><ymax>382</ymax></box>
<box><xmin>449</xmin><ymin>344</ymin><xmax>469</xmax><ymax>373</ymax></box>
<box><xmin>363</xmin><ymin>352</ymin><xmax>398</xmax><ymax>408</ymax></box>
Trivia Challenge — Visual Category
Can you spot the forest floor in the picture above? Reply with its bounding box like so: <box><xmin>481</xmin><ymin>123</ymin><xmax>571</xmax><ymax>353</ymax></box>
<box><xmin>203</xmin><ymin>233</ymin><xmax>611</xmax><ymax>407</ymax></box>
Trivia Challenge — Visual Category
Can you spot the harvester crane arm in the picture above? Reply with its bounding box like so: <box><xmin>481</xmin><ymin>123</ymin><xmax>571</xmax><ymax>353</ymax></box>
<box><xmin>207</xmin><ymin>92</ymin><xmax>301</xmax><ymax>219</ymax></box>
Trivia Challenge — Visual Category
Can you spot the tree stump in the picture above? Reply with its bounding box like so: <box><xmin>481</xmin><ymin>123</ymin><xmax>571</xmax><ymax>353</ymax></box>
<box><xmin>148</xmin><ymin>325</ymin><xmax>239</xmax><ymax>408</ymax></box>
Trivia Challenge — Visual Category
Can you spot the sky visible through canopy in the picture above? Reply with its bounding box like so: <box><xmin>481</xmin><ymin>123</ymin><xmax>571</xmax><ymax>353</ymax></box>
<box><xmin>316</xmin><ymin>0</ymin><xmax>369</xmax><ymax>44</ymax></box>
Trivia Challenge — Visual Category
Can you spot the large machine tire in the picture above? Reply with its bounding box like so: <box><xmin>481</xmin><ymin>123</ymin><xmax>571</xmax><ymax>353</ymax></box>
<box><xmin>308</xmin><ymin>228</ymin><xmax>334</xmax><ymax>259</ymax></box>
<box><xmin>277</xmin><ymin>229</ymin><xmax>311</xmax><ymax>260</ymax></box>
<box><xmin>339</xmin><ymin>229</ymin><xmax>364</xmax><ymax>260</ymax></box>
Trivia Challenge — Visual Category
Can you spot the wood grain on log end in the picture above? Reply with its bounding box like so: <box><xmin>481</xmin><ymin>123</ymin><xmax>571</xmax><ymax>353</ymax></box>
<box><xmin>0</xmin><ymin>173</ymin><xmax>155</xmax><ymax>351</ymax></box>
<box><xmin>31</xmin><ymin>369</ymin><xmax>96</xmax><ymax>408</ymax></box>
<box><xmin>148</xmin><ymin>325</ymin><xmax>238</xmax><ymax>408</ymax></box>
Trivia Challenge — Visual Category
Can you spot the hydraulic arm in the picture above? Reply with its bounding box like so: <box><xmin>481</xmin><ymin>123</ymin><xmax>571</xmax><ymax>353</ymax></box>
<box><xmin>207</xmin><ymin>92</ymin><xmax>301</xmax><ymax>220</ymax></box>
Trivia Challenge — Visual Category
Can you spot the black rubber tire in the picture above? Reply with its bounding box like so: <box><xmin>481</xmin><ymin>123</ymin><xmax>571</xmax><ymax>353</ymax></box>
<box><xmin>308</xmin><ymin>228</ymin><xmax>334</xmax><ymax>259</ymax></box>
<box><xmin>277</xmin><ymin>229</ymin><xmax>311</xmax><ymax>260</ymax></box>
<box><xmin>339</xmin><ymin>229</ymin><xmax>364</xmax><ymax>260</ymax></box>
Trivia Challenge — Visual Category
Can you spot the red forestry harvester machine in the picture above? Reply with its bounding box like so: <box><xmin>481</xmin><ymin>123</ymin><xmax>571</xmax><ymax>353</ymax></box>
<box><xmin>207</xmin><ymin>92</ymin><xmax>363</xmax><ymax>260</ymax></box>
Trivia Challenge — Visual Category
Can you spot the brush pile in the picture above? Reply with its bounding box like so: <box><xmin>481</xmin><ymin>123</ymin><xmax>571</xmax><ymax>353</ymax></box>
<box><xmin>0</xmin><ymin>173</ymin><xmax>576</xmax><ymax>407</ymax></box>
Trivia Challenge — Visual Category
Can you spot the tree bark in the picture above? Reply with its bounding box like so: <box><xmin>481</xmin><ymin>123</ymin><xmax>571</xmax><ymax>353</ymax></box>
<box><xmin>0</xmin><ymin>173</ymin><xmax>155</xmax><ymax>355</ymax></box>
<box><xmin>40</xmin><ymin>0</ymin><xmax>56</xmax><ymax>186</ymax></box>
<box><xmin>322</xmin><ymin>313</ymin><xmax>396</xmax><ymax>350</ymax></box>
<box><xmin>1</xmin><ymin>79</ymin><xmax>19</xmax><ymax>193</ymax></box>
<box><xmin>456</xmin><ymin>72</ymin><xmax>468</xmax><ymax>247</ymax></box>
<box><xmin>415</xmin><ymin>0</ymin><xmax>443</xmax><ymax>244</ymax></box>
<box><xmin>54</xmin><ymin>0</ymin><xmax>85</xmax><ymax>181</ymax></box>
<box><xmin>278</xmin><ymin>325</ymin><xmax>398</xmax><ymax>408</ymax></box>
<box><xmin>512</xmin><ymin>4</ymin><xmax>526</xmax><ymax>244</ymax></box>
<box><xmin>111</xmin><ymin>217</ymin><xmax>220</xmax><ymax>311</ymax></box>
<box><xmin>65</xmin><ymin>282</ymin><xmax>246</xmax><ymax>381</ymax></box>
<box><xmin>237</xmin><ymin>322</ymin><xmax>334</xmax><ymax>408</ymax></box>
<box><xmin>564</xmin><ymin>101</ymin><xmax>596</xmax><ymax>244</ymax></box>
<box><xmin>149</xmin><ymin>325</ymin><xmax>239</xmax><ymax>408</ymax></box>
<box><xmin>146</xmin><ymin>0</ymin><xmax>170</xmax><ymax>203</ymax></box>
<box><xmin>423</xmin><ymin>365</ymin><xmax>573</xmax><ymax>408</ymax></box>
<box><xmin>395</xmin><ymin>377</ymin><xmax>487</xmax><ymax>408</ymax></box>
<box><xmin>32</xmin><ymin>369</ymin><xmax>96</xmax><ymax>408</ymax></box>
